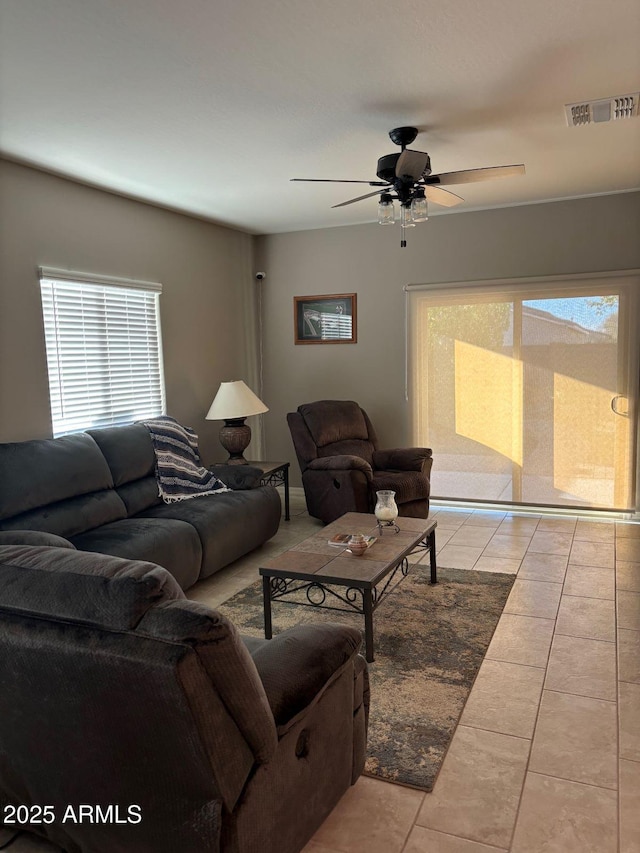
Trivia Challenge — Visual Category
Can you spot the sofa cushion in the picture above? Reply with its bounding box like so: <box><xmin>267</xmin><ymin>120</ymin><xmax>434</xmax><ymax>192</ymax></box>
<box><xmin>0</xmin><ymin>433</ymin><xmax>116</xmax><ymax>521</ymax></box>
<box><xmin>86</xmin><ymin>424</ymin><xmax>156</xmax><ymax>486</ymax></box>
<box><xmin>243</xmin><ymin>623</ymin><xmax>363</xmax><ymax>727</ymax></box>
<box><xmin>299</xmin><ymin>400</ymin><xmax>369</xmax><ymax>447</ymax></box>
<box><xmin>0</xmin><ymin>545</ymin><xmax>184</xmax><ymax>630</ymax></box>
<box><xmin>115</xmin><ymin>475</ymin><xmax>162</xmax><ymax>516</ymax></box>
<box><xmin>86</xmin><ymin>426</ymin><xmax>163</xmax><ymax>516</ymax></box>
<box><xmin>138</xmin><ymin>487</ymin><xmax>281</xmax><ymax>579</ymax></box>
<box><xmin>0</xmin><ymin>531</ymin><xmax>76</xmax><ymax>548</ymax></box>
<box><xmin>0</xmin><ymin>490</ymin><xmax>127</xmax><ymax>539</ymax></box>
<box><xmin>71</xmin><ymin>517</ymin><xmax>203</xmax><ymax>590</ymax></box>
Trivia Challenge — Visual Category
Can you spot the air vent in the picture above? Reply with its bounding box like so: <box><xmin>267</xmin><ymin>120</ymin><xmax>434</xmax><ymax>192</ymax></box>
<box><xmin>565</xmin><ymin>94</ymin><xmax>639</xmax><ymax>126</ymax></box>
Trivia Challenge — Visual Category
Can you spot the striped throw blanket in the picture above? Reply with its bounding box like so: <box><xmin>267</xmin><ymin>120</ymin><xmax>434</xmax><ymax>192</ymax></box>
<box><xmin>142</xmin><ymin>416</ymin><xmax>229</xmax><ymax>503</ymax></box>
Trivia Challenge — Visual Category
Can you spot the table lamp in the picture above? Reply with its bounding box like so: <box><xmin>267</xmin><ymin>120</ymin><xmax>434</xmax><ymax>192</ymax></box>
<box><xmin>206</xmin><ymin>380</ymin><xmax>268</xmax><ymax>464</ymax></box>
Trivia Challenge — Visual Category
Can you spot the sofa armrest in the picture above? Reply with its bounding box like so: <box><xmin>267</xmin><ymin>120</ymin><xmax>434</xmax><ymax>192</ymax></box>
<box><xmin>0</xmin><ymin>530</ymin><xmax>76</xmax><ymax>549</ymax></box>
<box><xmin>306</xmin><ymin>455</ymin><xmax>373</xmax><ymax>479</ymax></box>
<box><xmin>210</xmin><ymin>464</ymin><xmax>263</xmax><ymax>490</ymax></box>
<box><xmin>372</xmin><ymin>447</ymin><xmax>432</xmax><ymax>473</ymax></box>
<box><xmin>245</xmin><ymin>622</ymin><xmax>364</xmax><ymax>728</ymax></box>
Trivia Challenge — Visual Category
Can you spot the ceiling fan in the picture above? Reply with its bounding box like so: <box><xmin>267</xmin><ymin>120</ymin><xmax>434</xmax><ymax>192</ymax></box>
<box><xmin>291</xmin><ymin>127</ymin><xmax>525</xmax><ymax>247</ymax></box>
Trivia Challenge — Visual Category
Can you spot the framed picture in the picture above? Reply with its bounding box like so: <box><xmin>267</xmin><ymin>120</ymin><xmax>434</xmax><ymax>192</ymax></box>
<box><xmin>294</xmin><ymin>293</ymin><xmax>357</xmax><ymax>345</ymax></box>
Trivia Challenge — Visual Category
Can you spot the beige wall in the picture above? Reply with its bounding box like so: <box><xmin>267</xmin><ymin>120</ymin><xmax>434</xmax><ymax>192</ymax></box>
<box><xmin>0</xmin><ymin>160</ymin><xmax>258</xmax><ymax>463</ymax></box>
<box><xmin>256</xmin><ymin>192</ymin><xmax>640</xmax><ymax>486</ymax></box>
<box><xmin>3</xmin><ymin>161</ymin><xmax>638</xmax><ymax>489</ymax></box>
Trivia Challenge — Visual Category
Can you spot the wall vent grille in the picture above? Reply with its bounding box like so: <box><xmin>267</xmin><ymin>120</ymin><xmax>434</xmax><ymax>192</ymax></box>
<box><xmin>565</xmin><ymin>94</ymin><xmax>639</xmax><ymax>126</ymax></box>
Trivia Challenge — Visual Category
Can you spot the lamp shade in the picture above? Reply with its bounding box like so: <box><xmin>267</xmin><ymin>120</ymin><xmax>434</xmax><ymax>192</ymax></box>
<box><xmin>206</xmin><ymin>380</ymin><xmax>268</xmax><ymax>421</ymax></box>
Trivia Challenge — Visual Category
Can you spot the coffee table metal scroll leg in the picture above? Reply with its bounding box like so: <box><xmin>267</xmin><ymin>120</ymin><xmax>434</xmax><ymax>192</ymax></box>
<box><xmin>429</xmin><ymin>529</ymin><xmax>438</xmax><ymax>584</ymax></box>
<box><xmin>363</xmin><ymin>588</ymin><xmax>375</xmax><ymax>663</ymax></box>
<box><xmin>262</xmin><ymin>575</ymin><xmax>273</xmax><ymax>639</ymax></box>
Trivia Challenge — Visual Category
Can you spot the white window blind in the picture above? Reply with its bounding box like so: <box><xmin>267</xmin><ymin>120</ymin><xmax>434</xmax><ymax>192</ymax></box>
<box><xmin>39</xmin><ymin>269</ymin><xmax>166</xmax><ymax>437</ymax></box>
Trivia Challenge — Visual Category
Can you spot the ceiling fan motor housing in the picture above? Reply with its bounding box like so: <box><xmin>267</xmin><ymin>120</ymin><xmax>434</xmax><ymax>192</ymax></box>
<box><xmin>376</xmin><ymin>152</ymin><xmax>432</xmax><ymax>181</ymax></box>
<box><xmin>376</xmin><ymin>152</ymin><xmax>401</xmax><ymax>183</ymax></box>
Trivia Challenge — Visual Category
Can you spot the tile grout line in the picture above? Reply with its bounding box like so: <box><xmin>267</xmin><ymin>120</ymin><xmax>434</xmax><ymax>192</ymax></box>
<box><xmin>525</xmin><ymin>769</ymin><xmax>622</xmax><ymax>792</ymax></box>
<box><xmin>503</xmin><ymin>529</ymin><xmax>570</xmax><ymax>852</ymax></box>
<box><xmin>408</xmin><ymin>523</ymin><xmax>528</xmax><ymax>850</ymax></box>
<box><xmin>397</xmin><ymin>790</ymin><xmax>426</xmax><ymax>853</ymax></box>
<box><xmin>442</xmin><ymin>513</ymin><xmax>550</xmax><ymax>850</ymax></box>
<box><xmin>614</xmin><ymin>530</ymin><xmax>621</xmax><ymax>853</ymax></box>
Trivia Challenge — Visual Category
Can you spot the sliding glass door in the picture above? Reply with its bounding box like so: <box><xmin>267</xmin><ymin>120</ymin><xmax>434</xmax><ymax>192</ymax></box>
<box><xmin>409</xmin><ymin>275</ymin><xmax>639</xmax><ymax>511</ymax></box>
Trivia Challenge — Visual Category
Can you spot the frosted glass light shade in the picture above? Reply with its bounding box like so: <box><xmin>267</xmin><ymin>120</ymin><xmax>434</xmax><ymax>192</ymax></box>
<box><xmin>411</xmin><ymin>193</ymin><xmax>428</xmax><ymax>222</ymax></box>
<box><xmin>400</xmin><ymin>204</ymin><xmax>415</xmax><ymax>227</ymax></box>
<box><xmin>377</xmin><ymin>195</ymin><xmax>395</xmax><ymax>225</ymax></box>
<box><xmin>206</xmin><ymin>380</ymin><xmax>268</xmax><ymax>420</ymax></box>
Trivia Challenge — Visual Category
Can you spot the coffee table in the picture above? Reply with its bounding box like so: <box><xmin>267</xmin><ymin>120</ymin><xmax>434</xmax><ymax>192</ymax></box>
<box><xmin>259</xmin><ymin>512</ymin><xmax>437</xmax><ymax>662</ymax></box>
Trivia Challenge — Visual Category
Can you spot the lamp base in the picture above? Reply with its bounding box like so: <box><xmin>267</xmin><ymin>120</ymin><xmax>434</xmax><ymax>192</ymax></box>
<box><xmin>219</xmin><ymin>418</ymin><xmax>251</xmax><ymax>465</ymax></box>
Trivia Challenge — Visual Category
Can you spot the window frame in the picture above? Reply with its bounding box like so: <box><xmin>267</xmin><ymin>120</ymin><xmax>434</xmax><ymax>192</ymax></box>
<box><xmin>38</xmin><ymin>267</ymin><xmax>166</xmax><ymax>437</ymax></box>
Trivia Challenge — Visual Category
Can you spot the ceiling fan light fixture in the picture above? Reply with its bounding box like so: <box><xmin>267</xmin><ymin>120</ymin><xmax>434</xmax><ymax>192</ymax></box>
<box><xmin>410</xmin><ymin>189</ymin><xmax>428</xmax><ymax>222</ymax></box>
<box><xmin>291</xmin><ymin>126</ymin><xmax>525</xmax><ymax>248</ymax></box>
<box><xmin>377</xmin><ymin>193</ymin><xmax>395</xmax><ymax>225</ymax></box>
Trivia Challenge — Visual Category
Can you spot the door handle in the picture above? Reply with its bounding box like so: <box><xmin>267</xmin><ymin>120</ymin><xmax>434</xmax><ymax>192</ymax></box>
<box><xmin>611</xmin><ymin>395</ymin><xmax>629</xmax><ymax>417</ymax></box>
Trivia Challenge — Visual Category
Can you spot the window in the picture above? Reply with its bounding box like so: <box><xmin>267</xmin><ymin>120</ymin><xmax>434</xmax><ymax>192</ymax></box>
<box><xmin>39</xmin><ymin>268</ymin><xmax>165</xmax><ymax>436</ymax></box>
<box><xmin>408</xmin><ymin>273</ymin><xmax>639</xmax><ymax>512</ymax></box>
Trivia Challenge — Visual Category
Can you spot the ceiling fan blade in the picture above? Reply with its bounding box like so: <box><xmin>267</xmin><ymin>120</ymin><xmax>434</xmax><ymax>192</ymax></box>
<box><xmin>429</xmin><ymin>164</ymin><xmax>525</xmax><ymax>186</ymax></box>
<box><xmin>396</xmin><ymin>149</ymin><xmax>430</xmax><ymax>181</ymax></box>
<box><xmin>423</xmin><ymin>186</ymin><xmax>464</xmax><ymax>208</ymax></box>
<box><xmin>290</xmin><ymin>178</ymin><xmax>388</xmax><ymax>185</ymax></box>
<box><xmin>332</xmin><ymin>189</ymin><xmax>384</xmax><ymax>208</ymax></box>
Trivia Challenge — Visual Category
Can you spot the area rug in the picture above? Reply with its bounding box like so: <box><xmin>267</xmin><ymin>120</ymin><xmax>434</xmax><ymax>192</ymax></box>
<box><xmin>219</xmin><ymin>564</ymin><xmax>515</xmax><ymax>792</ymax></box>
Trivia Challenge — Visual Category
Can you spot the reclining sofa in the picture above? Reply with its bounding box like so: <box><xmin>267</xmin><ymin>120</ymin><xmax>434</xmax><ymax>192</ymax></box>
<box><xmin>0</xmin><ymin>424</ymin><xmax>281</xmax><ymax>589</ymax></box>
<box><xmin>0</xmin><ymin>542</ymin><xmax>370</xmax><ymax>853</ymax></box>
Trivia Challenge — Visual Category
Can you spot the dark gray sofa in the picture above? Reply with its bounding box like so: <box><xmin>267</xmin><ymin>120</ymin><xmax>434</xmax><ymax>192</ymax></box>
<box><xmin>0</xmin><ymin>424</ymin><xmax>281</xmax><ymax>589</ymax></box>
<box><xmin>0</xmin><ymin>543</ymin><xmax>369</xmax><ymax>853</ymax></box>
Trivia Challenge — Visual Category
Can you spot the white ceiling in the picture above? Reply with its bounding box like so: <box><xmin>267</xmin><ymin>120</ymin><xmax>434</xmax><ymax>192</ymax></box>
<box><xmin>1</xmin><ymin>0</ymin><xmax>639</xmax><ymax>235</ymax></box>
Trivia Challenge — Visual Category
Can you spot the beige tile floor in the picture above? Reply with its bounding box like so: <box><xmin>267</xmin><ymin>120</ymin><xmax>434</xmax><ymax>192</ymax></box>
<box><xmin>190</xmin><ymin>496</ymin><xmax>640</xmax><ymax>853</ymax></box>
<box><xmin>6</xmin><ymin>495</ymin><xmax>640</xmax><ymax>853</ymax></box>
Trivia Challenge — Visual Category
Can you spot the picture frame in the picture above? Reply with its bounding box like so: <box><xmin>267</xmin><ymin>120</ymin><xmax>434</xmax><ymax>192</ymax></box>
<box><xmin>294</xmin><ymin>293</ymin><xmax>357</xmax><ymax>345</ymax></box>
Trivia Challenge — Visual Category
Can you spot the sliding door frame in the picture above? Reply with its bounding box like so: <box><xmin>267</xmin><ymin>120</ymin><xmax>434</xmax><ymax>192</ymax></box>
<box><xmin>406</xmin><ymin>269</ymin><xmax>640</xmax><ymax>515</ymax></box>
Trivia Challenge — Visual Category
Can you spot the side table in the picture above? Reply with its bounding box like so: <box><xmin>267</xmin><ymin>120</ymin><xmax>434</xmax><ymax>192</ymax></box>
<box><xmin>210</xmin><ymin>460</ymin><xmax>291</xmax><ymax>520</ymax></box>
<box><xmin>246</xmin><ymin>461</ymin><xmax>290</xmax><ymax>521</ymax></box>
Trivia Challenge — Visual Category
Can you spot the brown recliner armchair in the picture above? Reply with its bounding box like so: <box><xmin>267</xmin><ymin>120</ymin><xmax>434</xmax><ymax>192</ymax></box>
<box><xmin>0</xmin><ymin>538</ymin><xmax>369</xmax><ymax>853</ymax></box>
<box><xmin>287</xmin><ymin>400</ymin><xmax>433</xmax><ymax>524</ymax></box>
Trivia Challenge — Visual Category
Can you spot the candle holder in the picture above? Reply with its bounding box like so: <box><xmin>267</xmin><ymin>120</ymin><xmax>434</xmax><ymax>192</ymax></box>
<box><xmin>374</xmin><ymin>490</ymin><xmax>399</xmax><ymax>534</ymax></box>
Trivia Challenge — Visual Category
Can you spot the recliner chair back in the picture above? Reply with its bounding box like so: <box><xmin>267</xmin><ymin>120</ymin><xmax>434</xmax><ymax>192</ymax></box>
<box><xmin>288</xmin><ymin>400</ymin><xmax>378</xmax><ymax>471</ymax></box>
<box><xmin>0</xmin><ymin>546</ymin><xmax>276</xmax><ymax>853</ymax></box>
